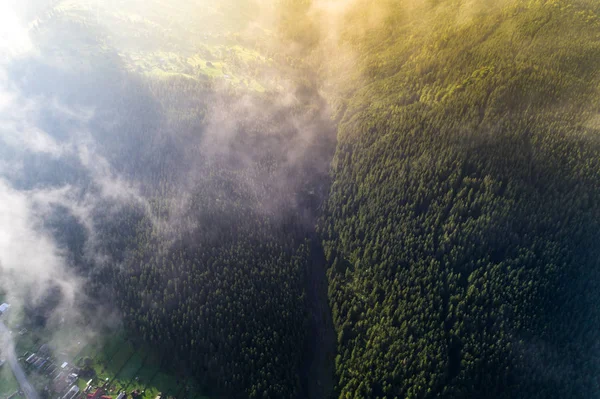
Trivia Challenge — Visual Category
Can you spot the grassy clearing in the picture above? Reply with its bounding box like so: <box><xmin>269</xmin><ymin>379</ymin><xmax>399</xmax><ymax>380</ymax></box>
<box><xmin>107</xmin><ymin>341</ymin><xmax>135</xmax><ymax>373</ymax></box>
<box><xmin>116</xmin><ymin>351</ymin><xmax>145</xmax><ymax>382</ymax></box>
<box><xmin>72</xmin><ymin>339</ymin><xmax>102</xmax><ymax>364</ymax></box>
<box><xmin>69</xmin><ymin>334</ymin><xmax>210</xmax><ymax>399</ymax></box>
<box><xmin>149</xmin><ymin>372</ymin><xmax>179</xmax><ymax>396</ymax></box>
<box><xmin>0</xmin><ymin>365</ymin><xmax>19</xmax><ymax>397</ymax></box>
<box><xmin>38</xmin><ymin>0</ymin><xmax>271</xmax><ymax>92</ymax></box>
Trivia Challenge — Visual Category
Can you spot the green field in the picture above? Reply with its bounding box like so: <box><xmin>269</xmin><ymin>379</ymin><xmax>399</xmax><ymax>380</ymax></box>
<box><xmin>8</xmin><ymin>320</ymin><xmax>209</xmax><ymax>399</ymax></box>
<box><xmin>71</xmin><ymin>335</ymin><xmax>210</xmax><ymax>399</ymax></box>
<box><xmin>0</xmin><ymin>365</ymin><xmax>19</xmax><ymax>398</ymax></box>
<box><xmin>33</xmin><ymin>0</ymin><xmax>272</xmax><ymax>92</ymax></box>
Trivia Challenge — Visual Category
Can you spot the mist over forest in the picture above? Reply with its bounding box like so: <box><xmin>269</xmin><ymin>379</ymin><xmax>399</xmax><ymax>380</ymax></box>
<box><xmin>2</xmin><ymin>1</ymin><xmax>600</xmax><ymax>399</ymax></box>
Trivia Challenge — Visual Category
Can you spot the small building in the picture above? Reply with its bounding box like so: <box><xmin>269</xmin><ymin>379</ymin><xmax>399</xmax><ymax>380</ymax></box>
<box><xmin>88</xmin><ymin>388</ymin><xmax>106</xmax><ymax>399</ymax></box>
<box><xmin>34</xmin><ymin>358</ymin><xmax>46</xmax><ymax>369</ymax></box>
<box><xmin>116</xmin><ymin>392</ymin><xmax>126</xmax><ymax>399</ymax></box>
<box><xmin>53</xmin><ymin>377</ymin><xmax>70</xmax><ymax>394</ymax></box>
<box><xmin>39</xmin><ymin>344</ymin><xmax>52</xmax><ymax>355</ymax></box>
<box><xmin>66</xmin><ymin>373</ymin><xmax>78</xmax><ymax>385</ymax></box>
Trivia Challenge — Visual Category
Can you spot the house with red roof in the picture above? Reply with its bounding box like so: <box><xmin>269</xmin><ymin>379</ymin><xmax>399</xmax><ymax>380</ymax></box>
<box><xmin>87</xmin><ymin>388</ymin><xmax>112</xmax><ymax>399</ymax></box>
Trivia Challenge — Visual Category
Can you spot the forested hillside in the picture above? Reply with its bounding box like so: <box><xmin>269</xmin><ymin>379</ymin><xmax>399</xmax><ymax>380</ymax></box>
<box><xmin>8</xmin><ymin>1</ymin><xmax>600</xmax><ymax>398</ymax></box>
<box><xmin>7</xmin><ymin>4</ymin><xmax>336</xmax><ymax>398</ymax></box>
<box><xmin>58</xmin><ymin>74</ymin><xmax>337</xmax><ymax>398</ymax></box>
<box><xmin>102</xmin><ymin>80</ymin><xmax>337</xmax><ymax>399</ymax></box>
<box><xmin>308</xmin><ymin>0</ymin><xmax>600</xmax><ymax>398</ymax></box>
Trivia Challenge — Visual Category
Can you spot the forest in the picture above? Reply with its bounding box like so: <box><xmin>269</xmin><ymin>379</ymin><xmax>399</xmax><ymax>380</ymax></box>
<box><xmin>314</xmin><ymin>0</ymin><xmax>600</xmax><ymax>398</ymax></box>
<box><xmin>4</xmin><ymin>0</ymin><xmax>600</xmax><ymax>398</ymax></box>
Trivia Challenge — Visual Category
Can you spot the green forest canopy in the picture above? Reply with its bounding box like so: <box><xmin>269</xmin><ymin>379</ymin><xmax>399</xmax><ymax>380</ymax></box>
<box><xmin>315</xmin><ymin>0</ymin><xmax>600</xmax><ymax>398</ymax></box>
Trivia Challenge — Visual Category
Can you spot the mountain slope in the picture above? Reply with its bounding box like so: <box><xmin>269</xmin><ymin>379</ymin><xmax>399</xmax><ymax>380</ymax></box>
<box><xmin>8</xmin><ymin>3</ymin><xmax>337</xmax><ymax>398</ymax></box>
<box><xmin>316</xmin><ymin>1</ymin><xmax>600</xmax><ymax>397</ymax></box>
<box><xmin>10</xmin><ymin>1</ymin><xmax>600</xmax><ymax>398</ymax></box>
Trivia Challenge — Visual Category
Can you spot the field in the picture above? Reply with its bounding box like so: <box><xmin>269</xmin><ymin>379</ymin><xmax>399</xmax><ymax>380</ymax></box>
<box><xmin>0</xmin><ymin>365</ymin><xmax>19</xmax><ymax>398</ymax></box>
<box><xmin>71</xmin><ymin>335</ymin><xmax>210</xmax><ymax>399</ymax></box>
<box><xmin>31</xmin><ymin>0</ymin><xmax>275</xmax><ymax>92</ymax></box>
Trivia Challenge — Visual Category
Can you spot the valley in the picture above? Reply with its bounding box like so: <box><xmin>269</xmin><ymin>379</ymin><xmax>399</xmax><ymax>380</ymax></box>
<box><xmin>3</xmin><ymin>1</ymin><xmax>600</xmax><ymax>398</ymax></box>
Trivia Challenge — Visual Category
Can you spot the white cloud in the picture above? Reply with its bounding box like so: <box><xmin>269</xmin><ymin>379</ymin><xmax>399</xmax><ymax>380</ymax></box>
<box><xmin>0</xmin><ymin>2</ymin><xmax>33</xmax><ymax>62</ymax></box>
<box><xmin>0</xmin><ymin>179</ymin><xmax>80</xmax><ymax>308</ymax></box>
<box><xmin>0</xmin><ymin>88</ymin><xmax>67</xmax><ymax>158</ymax></box>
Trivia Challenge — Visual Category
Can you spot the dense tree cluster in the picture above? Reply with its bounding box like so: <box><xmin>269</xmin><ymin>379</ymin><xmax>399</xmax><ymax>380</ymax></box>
<box><xmin>314</xmin><ymin>0</ymin><xmax>600</xmax><ymax>398</ymax></box>
<box><xmin>95</xmin><ymin>77</ymin><xmax>336</xmax><ymax>399</ymax></box>
<box><xmin>102</xmin><ymin>78</ymin><xmax>335</xmax><ymax>399</ymax></box>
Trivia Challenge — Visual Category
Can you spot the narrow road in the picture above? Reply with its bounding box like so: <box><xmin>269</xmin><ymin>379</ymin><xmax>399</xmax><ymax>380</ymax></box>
<box><xmin>0</xmin><ymin>321</ymin><xmax>39</xmax><ymax>399</ymax></box>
